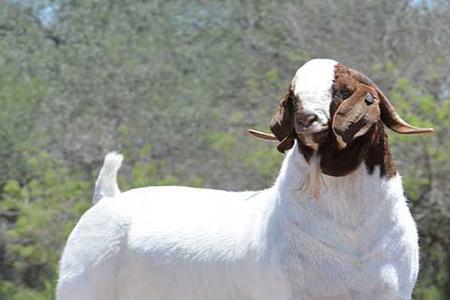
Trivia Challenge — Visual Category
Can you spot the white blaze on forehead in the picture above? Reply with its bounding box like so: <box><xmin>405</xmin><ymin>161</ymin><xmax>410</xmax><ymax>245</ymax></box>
<box><xmin>292</xmin><ymin>59</ymin><xmax>338</xmax><ymax>124</ymax></box>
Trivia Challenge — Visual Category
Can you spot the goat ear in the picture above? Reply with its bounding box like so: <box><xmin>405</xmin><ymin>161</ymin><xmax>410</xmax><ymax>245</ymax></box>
<box><xmin>269</xmin><ymin>87</ymin><xmax>296</xmax><ymax>152</ymax></box>
<box><xmin>332</xmin><ymin>84</ymin><xmax>381</xmax><ymax>150</ymax></box>
<box><xmin>351</xmin><ymin>69</ymin><xmax>434</xmax><ymax>135</ymax></box>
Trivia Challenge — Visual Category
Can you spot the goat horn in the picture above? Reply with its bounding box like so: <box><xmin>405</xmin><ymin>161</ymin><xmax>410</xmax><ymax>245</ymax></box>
<box><xmin>352</xmin><ymin>70</ymin><xmax>434</xmax><ymax>135</ymax></box>
<box><xmin>377</xmin><ymin>89</ymin><xmax>434</xmax><ymax>134</ymax></box>
<box><xmin>247</xmin><ymin>129</ymin><xmax>278</xmax><ymax>141</ymax></box>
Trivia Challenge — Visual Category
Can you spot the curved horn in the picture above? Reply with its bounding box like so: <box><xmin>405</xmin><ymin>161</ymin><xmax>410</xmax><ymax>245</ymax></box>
<box><xmin>247</xmin><ymin>129</ymin><xmax>278</xmax><ymax>141</ymax></box>
<box><xmin>351</xmin><ymin>70</ymin><xmax>434</xmax><ymax>134</ymax></box>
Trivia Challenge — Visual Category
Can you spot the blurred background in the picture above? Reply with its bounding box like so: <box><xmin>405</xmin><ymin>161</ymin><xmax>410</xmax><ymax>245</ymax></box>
<box><xmin>0</xmin><ymin>0</ymin><xmax>449</xmax><ymax>299</ymax></box>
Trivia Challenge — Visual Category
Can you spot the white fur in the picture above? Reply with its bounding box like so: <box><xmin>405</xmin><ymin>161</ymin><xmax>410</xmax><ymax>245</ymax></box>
<box><xmin>93</xmin><ymin>152</ymin><xmax>123</xmax><ymax>204</ymax></box>
<box><xmin>292</xmin><ymin>59</ymin><xmax>338</xmax><ymax>126</ymax></box>
<box><xmin>57</xmin><ymin>145</ymin><xmax>418</xmax><ymax>300</ymax></box>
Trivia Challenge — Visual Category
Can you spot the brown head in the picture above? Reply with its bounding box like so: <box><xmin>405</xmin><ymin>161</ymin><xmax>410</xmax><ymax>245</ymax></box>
<box><xmin>248</xmin><ymin>59</ymin><xmax>434</xmax><ymax>177</ymax></box>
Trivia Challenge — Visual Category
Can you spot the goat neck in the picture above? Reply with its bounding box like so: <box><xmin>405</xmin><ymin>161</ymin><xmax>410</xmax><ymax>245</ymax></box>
<box><xmin>273</xmin><ymin>140</ymin><xmax>403</xmax><ymax>227</ymax></box>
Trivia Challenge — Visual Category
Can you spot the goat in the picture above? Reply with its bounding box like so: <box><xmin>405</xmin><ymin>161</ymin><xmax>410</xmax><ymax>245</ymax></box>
<box><xmin>56</xmin><ymin>59</ymin><xmax>433</xmax><ymax>300</ymax></box>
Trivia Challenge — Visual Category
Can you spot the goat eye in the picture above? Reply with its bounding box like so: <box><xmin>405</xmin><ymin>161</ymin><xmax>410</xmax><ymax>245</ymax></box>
<box><xmin>340</xmin><ymin>88</ymin><xmax>352</xmax><ymax>99</ymax></box>
<box><xmin>364</xmin><ymin>93</ymin><xmax>375</xmax><ymax>105</ymax></box>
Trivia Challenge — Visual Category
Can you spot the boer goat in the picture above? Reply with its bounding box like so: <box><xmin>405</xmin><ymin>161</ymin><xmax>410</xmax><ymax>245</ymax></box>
<box><xmin>57</xmin><ymin>59</ymin><xmax>433</xmax><ymax>300</ymax></box>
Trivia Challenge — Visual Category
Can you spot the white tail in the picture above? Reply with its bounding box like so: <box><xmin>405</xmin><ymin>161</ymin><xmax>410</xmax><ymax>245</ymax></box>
<box><xmin>93</xmin><ymin>152</ymin><xmax>124</xmax><ymax>204</ymax></box>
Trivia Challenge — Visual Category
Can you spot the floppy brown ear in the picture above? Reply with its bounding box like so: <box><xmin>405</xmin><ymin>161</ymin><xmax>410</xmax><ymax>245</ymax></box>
<box><xmin>332</xmin><ymin>83</ymin><xmax>381</xmax><ymax>150</ymax></box>
<box><xmin>351</xmin><ymin>70</ymin><xmax>434</xmax><ymax>135</ymax></box>
<box><xmin>269</xmin><ymin>87</ymin><xmax>296</xmax><ymax>152</ymax></box>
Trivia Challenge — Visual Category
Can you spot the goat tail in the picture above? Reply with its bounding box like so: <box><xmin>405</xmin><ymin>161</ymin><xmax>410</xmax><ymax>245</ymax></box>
<box><xmin>93</xmin><ymin>152</ymin><xmax>124</xmax><ymax>205</ymax></box>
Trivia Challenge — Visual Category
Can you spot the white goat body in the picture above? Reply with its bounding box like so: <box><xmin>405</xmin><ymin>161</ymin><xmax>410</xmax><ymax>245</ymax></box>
<box><xmin>57</xmin><ymin>58</ymin><xmax>427</xmax><ymax>299</ymax></box>
<box><xmin>56</xmin><ymin>147</ymin><xmax>418</xmax><ymax>300</ymax></box>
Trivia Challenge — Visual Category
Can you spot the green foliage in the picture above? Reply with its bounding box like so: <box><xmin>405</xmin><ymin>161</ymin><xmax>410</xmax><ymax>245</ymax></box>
<box><xmin>205</xmin><ymin>131</ymin><xmax>236</xmax><ymax>152</ymax></box>
<box><xmin>0</xmin><ymin>153</ymin><xmax>90</xmax><ymax>299</ymax></box>
<box><xmin>129</xmin><ymin>160</ymin><xmax>179</xmax><ymax>188</ymax></box>
<box><xmin>244</xmin><ymin>146</ymin><xmax>283</xmax><ymax>179</ymax></box>
<box><xmin>0</xmin><ymin>63</ymin><xmax>45</xmax><ymax>186</ymax></box>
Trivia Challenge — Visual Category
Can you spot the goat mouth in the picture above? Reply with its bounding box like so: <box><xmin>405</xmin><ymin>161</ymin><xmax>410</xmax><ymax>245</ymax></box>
<box><xmin>295</xmin><ymin>123</ymin><xmax>329</xmax><ymax>134</ymax></box>
<box><xmin>295</xmin><ymin>126</ymin><xmax>329</xmax><ymax>150</ymax></box>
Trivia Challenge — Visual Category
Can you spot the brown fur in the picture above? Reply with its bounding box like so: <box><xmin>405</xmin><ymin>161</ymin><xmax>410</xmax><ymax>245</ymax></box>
<box><xmin>269</xmin><ymin>63</ymin><xmax>398</xmax><ymax>178</ymax></box>
<box><xmin>269</xmin><ymin>86</ymin><xmax>316</xmax><ymax>160</ymax></box>
<box><xmin>364</xmin><ymin>123</ymin><xmax>397</xmax><ymax>177</ymax></box>
<box><xmin>269</xmin><ymin>86</ymin><xmax>296</xmax><ymax>153</ymax></box>
<box><xmin>329</xmin><ymin>64</ymin><xmax>397</xmax><ymax>177</ymax></box>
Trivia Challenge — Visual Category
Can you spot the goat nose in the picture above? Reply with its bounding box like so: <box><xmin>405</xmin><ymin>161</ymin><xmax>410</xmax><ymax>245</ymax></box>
<box><xmin>297</xmin><ymin>112</ymin><xmax>318</xmax><ymax>128</ymax></box>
